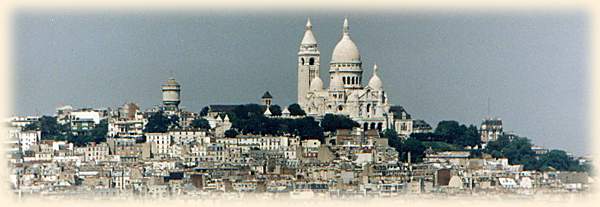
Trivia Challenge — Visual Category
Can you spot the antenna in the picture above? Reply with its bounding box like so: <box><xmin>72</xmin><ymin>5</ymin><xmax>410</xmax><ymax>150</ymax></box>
<box><xmin>487</xmin><ymin>97</ymin><xmax>491</xmax><ymax>118</ymax></box>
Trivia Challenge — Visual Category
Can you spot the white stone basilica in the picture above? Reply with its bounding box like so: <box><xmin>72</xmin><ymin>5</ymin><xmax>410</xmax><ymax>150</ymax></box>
<box><xmin>297</xmin><ymin>18</ymin><xmax>413</xmax><ymax>135</ymax></box>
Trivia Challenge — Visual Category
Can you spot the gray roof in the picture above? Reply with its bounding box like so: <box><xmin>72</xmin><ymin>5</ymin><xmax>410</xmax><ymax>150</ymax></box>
<box><xmin>262</xmin><ymin>91</ymin><xmax>273</xmax><ymax>99</ymax></box>
<box><xmin>389</xmin><ymin>106</ymin><xmax>411</xmax><ymax>119</ymax></box>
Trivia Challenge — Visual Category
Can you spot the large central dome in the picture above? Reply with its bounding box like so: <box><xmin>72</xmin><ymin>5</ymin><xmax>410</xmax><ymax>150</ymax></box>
<box><xmin>331</xmin><ymin>18</ymin><xmax>361</xmax><ymax>64</ymax></box>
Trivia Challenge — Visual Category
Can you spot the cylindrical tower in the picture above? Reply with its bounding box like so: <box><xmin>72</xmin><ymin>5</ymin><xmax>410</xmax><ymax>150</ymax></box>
<box><xmin>161</xmin><ymin>77</ymin><xmax>181</xmax><ymax>111</ymax></box>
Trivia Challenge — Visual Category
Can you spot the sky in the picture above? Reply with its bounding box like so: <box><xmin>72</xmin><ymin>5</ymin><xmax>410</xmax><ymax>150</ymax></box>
<box><xmin>12</xmin><ymin>9</ymin><xmax>589</xmax><ymax>155</ymax></box>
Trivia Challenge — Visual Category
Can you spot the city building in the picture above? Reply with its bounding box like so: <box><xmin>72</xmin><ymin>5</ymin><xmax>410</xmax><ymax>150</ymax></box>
<box><xmin>480</xmin><ymin>118</ymin><xmax>503</xmax><ymax>143</ymax></box>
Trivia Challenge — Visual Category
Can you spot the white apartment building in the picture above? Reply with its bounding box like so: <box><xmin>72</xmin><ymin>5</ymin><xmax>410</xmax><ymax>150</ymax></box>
<box><xmin>9</xmin><ymin>128</ymin><xmax>41</xmax><ymax>152</ymax></box>
<box><xmin>8</xmin><ymin>116</ymin><xmax>40</xmax><ymax>128</ymax></box>
<box><xmin>146</xmin><ymin>132</ymin><xmax>172</xmax><ymax>156</ymax></box>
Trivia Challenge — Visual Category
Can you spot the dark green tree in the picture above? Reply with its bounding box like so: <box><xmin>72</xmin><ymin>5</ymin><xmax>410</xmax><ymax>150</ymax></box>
<box><xmin>269</xmin><ymin>105</ymin><xmax>282</xmax><ymax>116</ymax></box>
<box><xmin>232</xmin><ymin>104</ymin><xmax>264</xmax><ymax>120</ymax></box>
<box><xmin>90</xmin><ymin>119</ymin><xmax>108</xmax><ymax>143</ymax></box>
<box><xmin>400</xmin><ymin>138</ymin><xmax>426</xmax><ymax>163</ymax></box>
<box><xmin>484</xmin><ymin>135</ymin><xmax>539</xmax><ymax>170</ymax></box>
<box><xmin>433</xmin><ymin>121</ymin><xmax>480</xmax><ymax>147</ymax></box>
<box><xmin>191</xmin><ymin>118</ymin><xmax>211</xmax><ymax>130</ymax></box>
<box><xmin>455</xmin><ymin>125</ymin><xmax>481</xmax><ymax>147</ymax></box>
<box><xmin>27</xmin><ymin>116</ymin><xmax>70</xmax><ymax>140</ymax></box>
<box><xmin>320</xmin><ymin>114</ymin><xmax>359</xmax><ymax>133</ymax></box>
<box><xmin>144</xmin><ymin>111</ymin><xmax>172</xmax><ymax>133</ymax></box>
<box><xmin>484</xmin><ymin>134</ymin><xmax>511</xmax><ymax>158</ymax></box>
<box><xmin>434</xmin><ymin>120</ymin><xmax>461</xmax><ymax>141</ymax></box>
<box><xmin>383</xmin><ymin>128</ymin><xmax>400</xmax><ymax>149</ymax></box>
<box><xmin>199</xmin><ymin>106</ymin><xmax>209</xmax><ymax>117</ymax></box>
<box><xmin>224</xmin><ymin>129</ymin><xmax>238</xmax><ymax>138</ymax></box>
<box><xmin>68</xmin><ymin>134</ymin><xmax>94</xmax><ymax>147</ymax></box>
<box><xmin>294</xmin><ymin>117</ymin><xmax>324</xmax><ymax>142</ymax></box>
<box><xmin>502</xmin><ymin>137</ymin><xmax>535</xmax><ymax>164</ymax></box>
<box><xmin>287</xmin><ymin>103</ymin><xmax>306</xmax><ymax>116</ymax></box>
<box><xmin>169</xmin><ymin>115</ymin><xmax>180</xmax><ymax>129</ymax></box>
<box><xmin>538</xmin><ymin>150</ymin><xmax>581</xmax><ymax>171</ymax></box>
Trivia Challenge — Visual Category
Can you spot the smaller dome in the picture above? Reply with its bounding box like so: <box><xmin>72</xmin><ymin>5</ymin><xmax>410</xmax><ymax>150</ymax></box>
<box><xmin>368</xmin><ymin>64</ymin><xmax>383</xmax><ymax>90</ymax></box>
<box><xmin>310</xmin><ymin>76</ymin><xmax>324</xmax><ymax>91</ymax></box>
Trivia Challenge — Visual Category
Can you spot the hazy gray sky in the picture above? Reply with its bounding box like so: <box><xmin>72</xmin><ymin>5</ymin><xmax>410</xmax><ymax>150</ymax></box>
<box><xmin>13</xmin><ymin>10</ymin><xmax>589</xmax><ymax>155</ymax></box>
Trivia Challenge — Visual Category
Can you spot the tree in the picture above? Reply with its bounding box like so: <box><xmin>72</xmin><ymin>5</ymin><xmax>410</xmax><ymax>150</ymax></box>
<box><xmin>410</xmin><ymin>132</ymin><xmax>444</xmax><ymax>142</ymax></box>
<box><xmin>199</xmin><ymin>106</ymin><xmax>209</xmax><ymax>117</ymax></box>
<box><xmin>433</xmin><ymin>121</ymin><xmax>480</xmax><ymax>147</ymax></box>
<box><xmin>434</xmin><ymin>120</ymin><xmax>461</xmax><ymax>141</ymax></box>
<box><xmin>27</xmin><ymin>116</ymin><xmax>70</xmax><ymax>140</ymax></box>
<box><xmin>294</xmin><ymin>117</ymin><xmax>324</xmax><ymax>142</ymax></box>
<box><xmin>287</xmin><ymin>103</ymin><xmax>306</xmax><ymax>116</ymax></box>
<box><xmin>90</xmin><ymin>119</ymin><xmax>108</xmax><ymax>143</ymax></box>
<box><xmin>383</xmin><ymin>128</ymin><xmax>400</xmax><ymax>149</ymax></box>
<box><xmin>400</xmin><ymin>138</ymin><xmax>426</xmax><ymax>163</ymax></box>
<box><xmin>455</xmin><ymin>125</ymin><xmax>480</xmax><ymax>147</ymax></box>
<box><xmin>500</xmin><ymin>137</ymin><xmax>538</xmax><ymax>170</ymax></box>
<box><xmin>320</xmin><ymin>114</ymin><xmax>359</xmax><ymax>133</ymax></box>
<box><xmin>422</xmin><ymin>141</ymin><xmax>462</xmax><ymax>152</ymax></box>
<box><xmin>233</xmin><ymin>104</ymin><xmax>265</xmax><ymax>120</ymax></box>
<box><xmin>224</xmin><ymin>129</ymin><xmax>238</xmax><ymax>138</ymax></box>
<box><xmin>169</xmin><ymin>115</ymin><xmax>180</xmax><ymax>129</ymax></box>
<box><xmin>484</xmin><ymin>135</ymin><xmax>539</xmax><ymax>170</ymax></box>
<box><xmin>68</xmin><ymin>134</ymin><xmax>94</xmax><ymax>147</ymax></box>
<box><xmin>269</xmin><ymin>105</ymin><xmax>282</xmax><ymax>116</ymax></box>
<box><xmin>144</xmin><ymin>111</ymin><xmax>172</xmax><ymax>133</ymax></box>
<box><xmin>538</xmin><ymin>150</ymin><xmax>581</xmax><ymax>171</ymax></box>
<box><xmin>484</xmin><ymin>134</ymin><xmax>511</xmax><ymax>158</ymax></box>
<box><xmin>191</xmin><ymin>118</ymin><xmax>211</xmax><ymax>130</ymax></box>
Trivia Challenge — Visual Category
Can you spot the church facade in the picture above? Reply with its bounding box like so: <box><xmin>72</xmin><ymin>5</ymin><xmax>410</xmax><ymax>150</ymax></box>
<box><xmin>297</xmin><ymin>18</ymin><xmax>413</xmax><ymax>136</ymax></box>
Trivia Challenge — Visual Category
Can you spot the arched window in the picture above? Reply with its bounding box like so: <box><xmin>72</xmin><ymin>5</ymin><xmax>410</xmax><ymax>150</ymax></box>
<box><xmin>342</xmin><ymin>77</ymin><xmax>346</xmax><ymax>85</ymax></box>
<box><xmin>366</xmin><ymin>104</ymin><xmax>371</xmax><ymax>113</ymax></box>
<box><xmin>338</xmin><ymin>105</ymin><xmax>343</xmax><ymax>111</ymax></box>
<box><xmin>377</xmin><ymin>123</ymin><xmax>383</xmax><ymax>132</ymax></box>
<box><xmin>301</xmin><ymin>58</ymin><xmax>305</xmax><ymax>65</ymax></box>
<box><xmin>309</xmin><ymin>58</ymin><xmax>315</xmax><ymax>65</ymax></box>
<box><xmin>352</xmin><ymin>77</ymin><xmax>355</xmax><ymax>85</ymax></box>
<box><xmin>363</xmin><ymin>123</ymin><xmax>368</xmax><ymax>131</ymax></box>
<box><xmin>370</xmin><ymin>123</ymin><xmax>376</xmax><ymax>130</ymax></box>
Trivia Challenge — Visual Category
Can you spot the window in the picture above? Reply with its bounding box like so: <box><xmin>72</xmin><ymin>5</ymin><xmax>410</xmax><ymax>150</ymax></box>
<box><xmin>309</xmin><ymin>58</ymin><xmax>315</xmax><ymax>65</ymax></box>
<box><xmin>301</xmin><ymin>58</ymin><xmax>305</xmax><ymax>65</ymax></box>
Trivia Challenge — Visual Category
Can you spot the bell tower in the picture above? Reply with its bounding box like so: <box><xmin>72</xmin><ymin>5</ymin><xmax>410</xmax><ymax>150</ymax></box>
<box><xmin>298</xmin><ymin>18</ymin><xmax>320</xmax><ymax>108</ymax></box>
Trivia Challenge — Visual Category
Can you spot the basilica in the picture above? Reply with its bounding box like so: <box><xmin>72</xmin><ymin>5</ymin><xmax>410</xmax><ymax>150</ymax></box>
<box><xmin>297</xmin><ymin>18</ymin><xmax>413</xmax><ymax>137</ymax></box>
